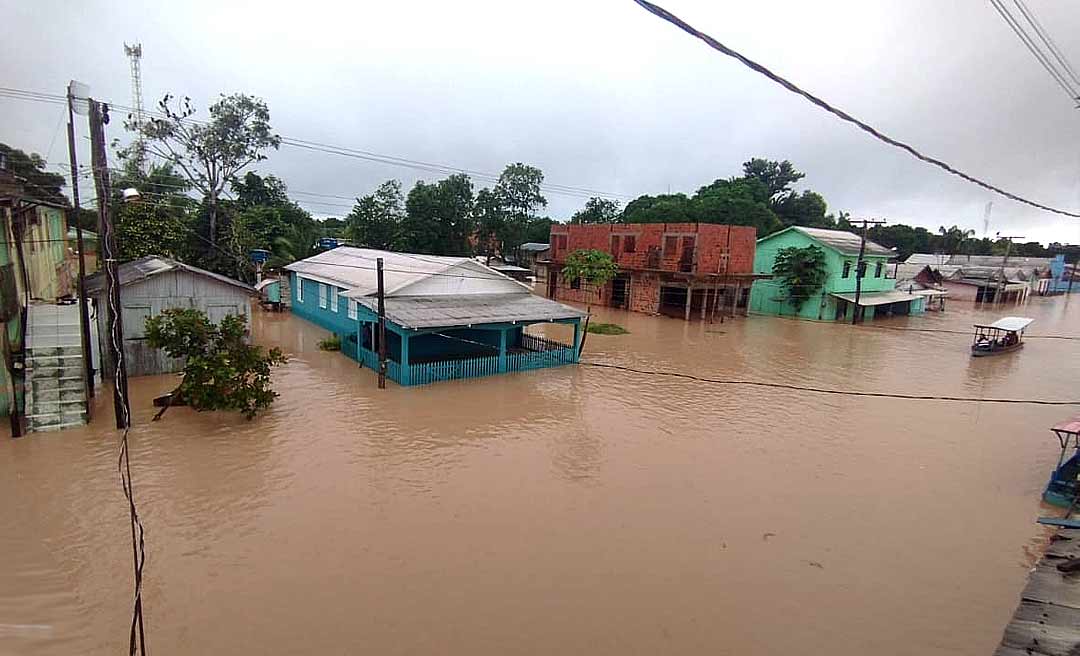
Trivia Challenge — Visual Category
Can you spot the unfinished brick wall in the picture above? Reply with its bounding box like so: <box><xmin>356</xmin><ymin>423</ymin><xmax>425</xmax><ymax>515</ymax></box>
<box><xmin>549</xmin><ymin>223</ymin><xmax>756</xmax><ymax>275</ymax></box>
<box><xmin>629</xmin><ymin>272</ymin><xmax>661</xmax><ymax>314</ymax></box>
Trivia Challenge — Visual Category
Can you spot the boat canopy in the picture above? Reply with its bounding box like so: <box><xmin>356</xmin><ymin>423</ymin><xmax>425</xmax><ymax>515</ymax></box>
<box><xmin>973</xmin><ymin>317</ymin><xmax>1034</xmax><ymax>332</ymax></box>
<box><xmin>1052</xmin><ymin>416</ymin><xmax>1080</xmax><ymax>436</ymax></box>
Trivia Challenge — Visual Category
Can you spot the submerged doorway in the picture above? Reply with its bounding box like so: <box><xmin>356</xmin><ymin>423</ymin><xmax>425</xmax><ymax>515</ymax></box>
<box><xmin>611</xmin><ymin>275</ymin><xmax>629</xmax><ymax>309</ymax></box>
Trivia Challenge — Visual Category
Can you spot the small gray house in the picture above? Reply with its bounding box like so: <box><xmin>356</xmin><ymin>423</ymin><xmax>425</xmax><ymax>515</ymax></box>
<box><xmin>86</xmin><ymin>256</ymin><xmax>255</xmax><ymax>378</ymax></box>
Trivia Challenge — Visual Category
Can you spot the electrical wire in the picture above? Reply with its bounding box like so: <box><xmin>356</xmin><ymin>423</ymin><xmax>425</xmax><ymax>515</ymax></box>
<box><xmin>1011</xmin><ymin>0</ymin><xmax>1080</xmax><ymax>88</ymax></box>
<box><xmin>990</xmin><ymin>0</ymin><xmax>1079</xmax><ymax>103</ymax></box>
<box><xmin>630</xmin><ymin>0</ymin><xmax>1080</xmax><ymax>218</ymax></box>
<box><xmin>580</xmin><ymin>360</ymin><xmax>1080</xmax><ymax>406</ymax></box>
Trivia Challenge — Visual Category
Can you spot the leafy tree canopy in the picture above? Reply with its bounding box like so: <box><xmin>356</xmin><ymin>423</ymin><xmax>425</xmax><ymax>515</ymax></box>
<box><xmin>346</xmin><ymin>179</ymin><xmax>404</xmax><ymax>251</ymax></box>
<box><xmin>0</xmin><ymin>143</ymin><xmax>68</xmax><ymax>206</ymax></box>
<box><xmin>772</xmin><ymin>245</ymin><xmax>828</xmax><ymax>310</ymax></box>
<box><xmin>145</xmin><ymin>309</ymin><xmax>286</xmax><ymax>419</ymax></box>
<box><xmin>742</xmin><ymin>158</ymin><xmax>805</xmax><ymax>199</ymax></box>
<box><xmin>562</xmin><ymin>248</ymin><xmax>619</xmax><ymax>291</ymax></box>
<box><xmin>571</xmin><ymin>197</ymin><xmax>620</xmax><ymax>224</ymax></box>
<box><xmin>124</xmin><ymin>93</ymin><xmax>281</xmax><ymax>247</ymax></box>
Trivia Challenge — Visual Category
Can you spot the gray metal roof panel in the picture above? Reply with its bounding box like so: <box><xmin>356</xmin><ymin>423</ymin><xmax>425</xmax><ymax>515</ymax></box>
<box><xmin>793</xmin><ymin>227</ymin><xmax>894</xmax><ymax>257</ymax></box>
<box><xmin>85</xmin><ymin>256</ymin><xmax>255</xmax><ymax>295</ymax></box>
<box><xmin>354</xmin><ymin>293</ymin><xmax>587</xmax><ymax>329</ymax></box>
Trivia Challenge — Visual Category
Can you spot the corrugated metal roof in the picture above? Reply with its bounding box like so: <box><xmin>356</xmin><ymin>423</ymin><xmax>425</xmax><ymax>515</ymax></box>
<box><xmin>793</xmin><ymin>227</ymin><xmax>894</xmax><ymax>257</ymax></box>
<box><xmin>830</xmin><ymin>290</ymin><xmax>923</xmax><ymax>306</ymax></box>
<box><xmin>1052</xmin><ymin>416</ymin><xmax>1080</xmax><ymax>435</ymax></box>
<box><xmin>286</xmin><ymin>247</ymin><xmax>495</xmax><ymax>296</ymax></box>
<box><xmin>85</xmin><ymin>255</ymin><xmax>254</xmax><ymax>296</ymax></box>
<box><xmin>518</xmin><ymin>242</ymin><xmax>550</xmax><ymax>252</ymax></box>
<box><xmin>947</xmin><ymin>254</ymin><xmax>1053</xmax><ymax>268</ymax></box>
<box><xmin>905</xmin><ymin>253</ymin><xmax>950</xmax><ymax>265</ymax></box>
<box><xmin>293</xmin><ymin>247</ymin><xmax>527</xmax><ymax>298</ymax></box>
<box><xmin>354</xmin><ymin>293</ymin><xmax>587</xmax><ymax>329</ymax></box>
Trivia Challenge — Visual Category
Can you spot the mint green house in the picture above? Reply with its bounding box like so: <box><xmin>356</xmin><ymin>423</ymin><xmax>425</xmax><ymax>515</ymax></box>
<box><xmin>749</xmin><ymin>226</ymin><xmax>924</xmax><ymax>321</ymax></box>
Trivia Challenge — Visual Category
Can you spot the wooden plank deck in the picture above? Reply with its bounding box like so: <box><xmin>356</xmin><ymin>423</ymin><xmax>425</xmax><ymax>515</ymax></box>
<box><xmin>994</xmin><ymin>527</ymin><xmax>1080</xmax><ymax>656</ymax></box>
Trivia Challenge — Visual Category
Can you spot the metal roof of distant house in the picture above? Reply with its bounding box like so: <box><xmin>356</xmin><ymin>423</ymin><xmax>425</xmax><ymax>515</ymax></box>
<box><xmin>518</xmin><ymin>242</ymin><xmax>550</xmax><ymax>252</ymax></box>
<box><xmin>829</xmin><ymin>290</ymin><xmax>923</xmax><ymax>306</ymax></box>
<box><xmin>905</xmin><ymin>253</ymin><xmax>950</xmax><ymax>265</ymax></box>
<box><xmin>85</xmin><ymin>255</ymin><xmax>255</xmax><ymax>296</ymax></box>
<box><xmin>353</xmin><ymin>293</ymin><xmax>587</xmax><ymax>330</ymax></box>
<box><xmin>66</xmin><ymin>227</ymin><xmax>99</xmax><ymax>242</ymax></box>
<box><xmin>290</xmin><ymin>247</ymin><xmax>529</xmax><ymax>297</ymax></box>
<box><xmin>766</xmin><ymin>226</ymin><xmax>894</xmax><ymax>257</ymax></box>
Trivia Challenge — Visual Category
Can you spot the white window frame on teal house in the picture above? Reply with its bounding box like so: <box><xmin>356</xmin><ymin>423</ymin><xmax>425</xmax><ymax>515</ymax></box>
<box><xmin>319</xmin><ymin>283</ymin><xmax>328</xmax><ymax>309</ymax></box>
<box><xmin>347</xmin><ymin>298</ymin><xmax>357</xmax><ymax>320</ymax></box>
<box><xmin>330</xmin><ymin>286</ymin><xmax>339</xmax><ymax>312</ymax></box>
<box><xmin>297</xmin><ymin>275</ymin><xmax>304</xmax><ymax>301</ymax></box>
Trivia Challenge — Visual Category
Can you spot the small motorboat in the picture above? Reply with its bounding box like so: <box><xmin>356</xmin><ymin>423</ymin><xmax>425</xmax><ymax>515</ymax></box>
<box><xmin>971</xmin><ymin>317</ymin><xmax>1033</xmax><ymax>357</ymax></box>
<box><xmin>1043</xmin><ymin>415</ymin><xmax>1080</xmax><ymax>508</ymax></box>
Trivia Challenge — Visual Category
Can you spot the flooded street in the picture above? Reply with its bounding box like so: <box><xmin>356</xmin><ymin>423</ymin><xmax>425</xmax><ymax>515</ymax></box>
<box><xmin>4</xmin><ymin>296</ymin><xmax>1080</xmax><ymax>655</ymax></box>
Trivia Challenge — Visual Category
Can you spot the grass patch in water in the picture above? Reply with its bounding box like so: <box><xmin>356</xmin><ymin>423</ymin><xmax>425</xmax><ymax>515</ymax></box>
<box><xmin>318</xmin><ymin>335</ymin><xmax>341</xmax><ymax>351</ymax></box>
<box><xmin>587</xmin><ymin>322</ymin><xmax>629</xmax><ymax>336</ymax></box>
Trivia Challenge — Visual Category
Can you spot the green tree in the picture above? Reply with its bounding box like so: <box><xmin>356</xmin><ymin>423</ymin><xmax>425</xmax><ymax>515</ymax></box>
<box><xmin>771</xmin><ymin>190</ymin><xmax>829</xmax><ymax>228</ymax></box>
<box><xmin>474</xmin><ymin>187</ymin><xmax>505</xmax><ymax>262</ymax></box>
<box><xmin>111</xmin><ymin>161</ymin><xmax>197</xmax><ymax>261</ymax></box>
<box><xmin>145</xmin><ymin>309</ymin><xmax>286</xmax><ymax>420</ymax></box>
<box><xmin>0</xmin><ymin>143</ymin><xmax>68</xmax><ymax>206</ymax></box>
<box><xmin>125</xmin><ymin>93</ymin><xmax>281</xmax><ymax>249</ymax></box>
<box><xmin>694</xmin><ymin>178</ymin><xmax>782</xmax><ymax>235</ymax></box>
<box><xmin>227</xmin><ymin>172</ymin><xmax>317</xmax><ymax>271</ymax></box>
<box><xmin>523</xmin><ymin>217</ymin><xmax>556</xmax><ymax>245</ymax></box>
<box><xmin>492</xmin><ymin>163</ymin><xmax>546</xmax><ymax>255</ymax></box>
<box><xmin>571</xmin><ymin>197</ymin><xmax>621</xmax><ymax>224</ymax></box>
<box><xmin>742</xmin><ymin>158</ymin><xmax>805</xmax><ymax>199</ymax></box>
<box><xmin>772</xmin><ymin>245</ymin><xmax>827</xmax><ymax>310</ymax></box>
<box><xmin>561</xmin><ymin>248</ymin><xmax>619</xmax><ymax>311</ymax></box>
<box><xmin>621</xmin><ymin>193</ymin><xmax>697</xmax><ymax>224</ymax></box>
<box><xmin>400</xmin><ymin>174</ymin><xmax>475</xmax><ymax>255</ymax></box>
<box><xmin>345</xmin><ymin>180</ymin><xmax>404</xmax><ymax>250</ymax></box>
<box><xmin>937</xmin><ymin>225</ymin><xmax>975</xmax><ymax>254</ymax></box>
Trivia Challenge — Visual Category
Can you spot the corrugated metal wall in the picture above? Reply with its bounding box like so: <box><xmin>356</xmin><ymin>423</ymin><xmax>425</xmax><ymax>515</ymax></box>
<box><xmin>95</xmin><ymin>270</ymin><xmax>253</xmax><ymax>378</ymax></box>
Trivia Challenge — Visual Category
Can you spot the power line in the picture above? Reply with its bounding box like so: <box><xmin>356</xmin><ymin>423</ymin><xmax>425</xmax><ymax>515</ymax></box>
<box><xmin>1010</xmin><ymin>0</ymin><xmax>1080</xmax><ymax>90</ymax></box>
<box><xmin>1</xmin><ymin>87</ymin><xmax>625</xmax><ymax>203</ymax></box>
<box><xmin>989</xmin><ymin>0</ymin><xmax>1079</xmax><ymax>104</ymax></box>
<box><xmin>630</xmin><ymin>0</ymin><xmax>1080</xmax><ymax>218</ymax></box>
<box><xmin>581</xmin><ymin>360</ymin><xmax>1080</xmax><ymax>406</ymax></box>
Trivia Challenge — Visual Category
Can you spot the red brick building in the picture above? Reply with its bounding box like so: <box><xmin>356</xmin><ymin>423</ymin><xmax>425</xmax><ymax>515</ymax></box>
<box><xmin>542</xmin><ymin>223</ymin><xmax>766</xmax><ymax>320</ymax></box>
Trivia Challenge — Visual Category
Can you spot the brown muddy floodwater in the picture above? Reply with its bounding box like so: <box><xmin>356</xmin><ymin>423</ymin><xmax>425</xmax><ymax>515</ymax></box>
<box><xmin>3</xmin><ymin>296</ymin><xmax>1080</xmax><ymax>655</ymax></box>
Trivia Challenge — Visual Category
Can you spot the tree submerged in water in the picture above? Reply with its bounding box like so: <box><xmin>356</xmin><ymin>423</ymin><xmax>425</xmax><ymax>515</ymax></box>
<box><xmin>145</xmin><ymin>309</ymin><xmax>286</xmax><ymax>420</ymax></box>
<box><xmin>772</xmin><ymin>245</ymin><xmax>827</xmax><ymax>311</ymax></box>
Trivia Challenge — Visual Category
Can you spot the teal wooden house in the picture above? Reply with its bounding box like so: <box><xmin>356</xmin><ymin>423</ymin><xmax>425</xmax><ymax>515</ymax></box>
<box><xmin>285</xmin><ymin>248</ymin><xmax>587</xmax><ymax>385</ymax></box>
<box><xmin>749</xmin><ymin>227</ymin><xmax>925</xmax><ymax>321</ymax></box>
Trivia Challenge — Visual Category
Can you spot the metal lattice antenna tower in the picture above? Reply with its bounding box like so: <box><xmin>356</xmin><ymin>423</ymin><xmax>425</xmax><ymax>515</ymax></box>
<box><xmin>124</xmin><ymin>42</ymin><xmax>146</xmax><ymax>172</ymax></box>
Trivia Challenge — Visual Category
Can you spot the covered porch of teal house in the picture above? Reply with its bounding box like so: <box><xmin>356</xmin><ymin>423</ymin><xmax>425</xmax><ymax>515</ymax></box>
<box><xmin>344</xmin><ymin>294</ymin><xmax>586</xmax><ymax>386</ymax></box>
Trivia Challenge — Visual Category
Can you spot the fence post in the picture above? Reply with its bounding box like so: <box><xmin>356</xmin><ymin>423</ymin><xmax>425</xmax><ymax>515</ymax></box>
<box><xmin>498</xmin><ymin>328</ymin><xmax>508</xmax><ymax>373</ymax></box>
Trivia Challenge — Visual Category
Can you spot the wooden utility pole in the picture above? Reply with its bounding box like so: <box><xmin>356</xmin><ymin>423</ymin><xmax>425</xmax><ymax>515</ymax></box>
<box><xmin>88</xmin><ymin>99</ymin><xmax>130</xmax><ymax>428</ymax></box>
<box><xmin>852</xmin><ymin>219</ymin><xmax>886</xmax><ymax>325</ymax></box>
<box><xmin>66</xmin><ymin>84</ymin><xmax>95</xmax><ymax>402</ymax></box>
<box><xmin>376</xmin><ymin>257</ymin><xmax>387</xmax><ymax>389</ymax></box>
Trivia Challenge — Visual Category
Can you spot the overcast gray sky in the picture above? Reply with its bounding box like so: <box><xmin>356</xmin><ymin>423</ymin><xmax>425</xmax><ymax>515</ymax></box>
<box><xmin>4</xmin><ymin>0</ymin><xmax>1080</xmax><ymax>244</ymax></box>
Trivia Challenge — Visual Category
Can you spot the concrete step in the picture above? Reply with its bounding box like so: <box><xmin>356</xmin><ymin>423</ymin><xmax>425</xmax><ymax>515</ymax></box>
<box><xmin>27</xmin><ymin>409</ymin><xmax>87</xmax><ymax>431</ymax></box>
<box><xmin>29</xmin><ymin>387</ymin><xmax>86</xmax><ymax>403</ymax></box>
<box><xmin>28</xmin><ymin>366</ymin><xmax>85</xmax><ymax>380</ymax></box>
<box><xmin>26</xmin><ymin>345</ymin><xmax>85</xmax><ymax>358</ymax></box>
<box><xmin>28</xmin><ymin>376</ymin><xmax>84</xmax><ymax>391</ymax></box>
